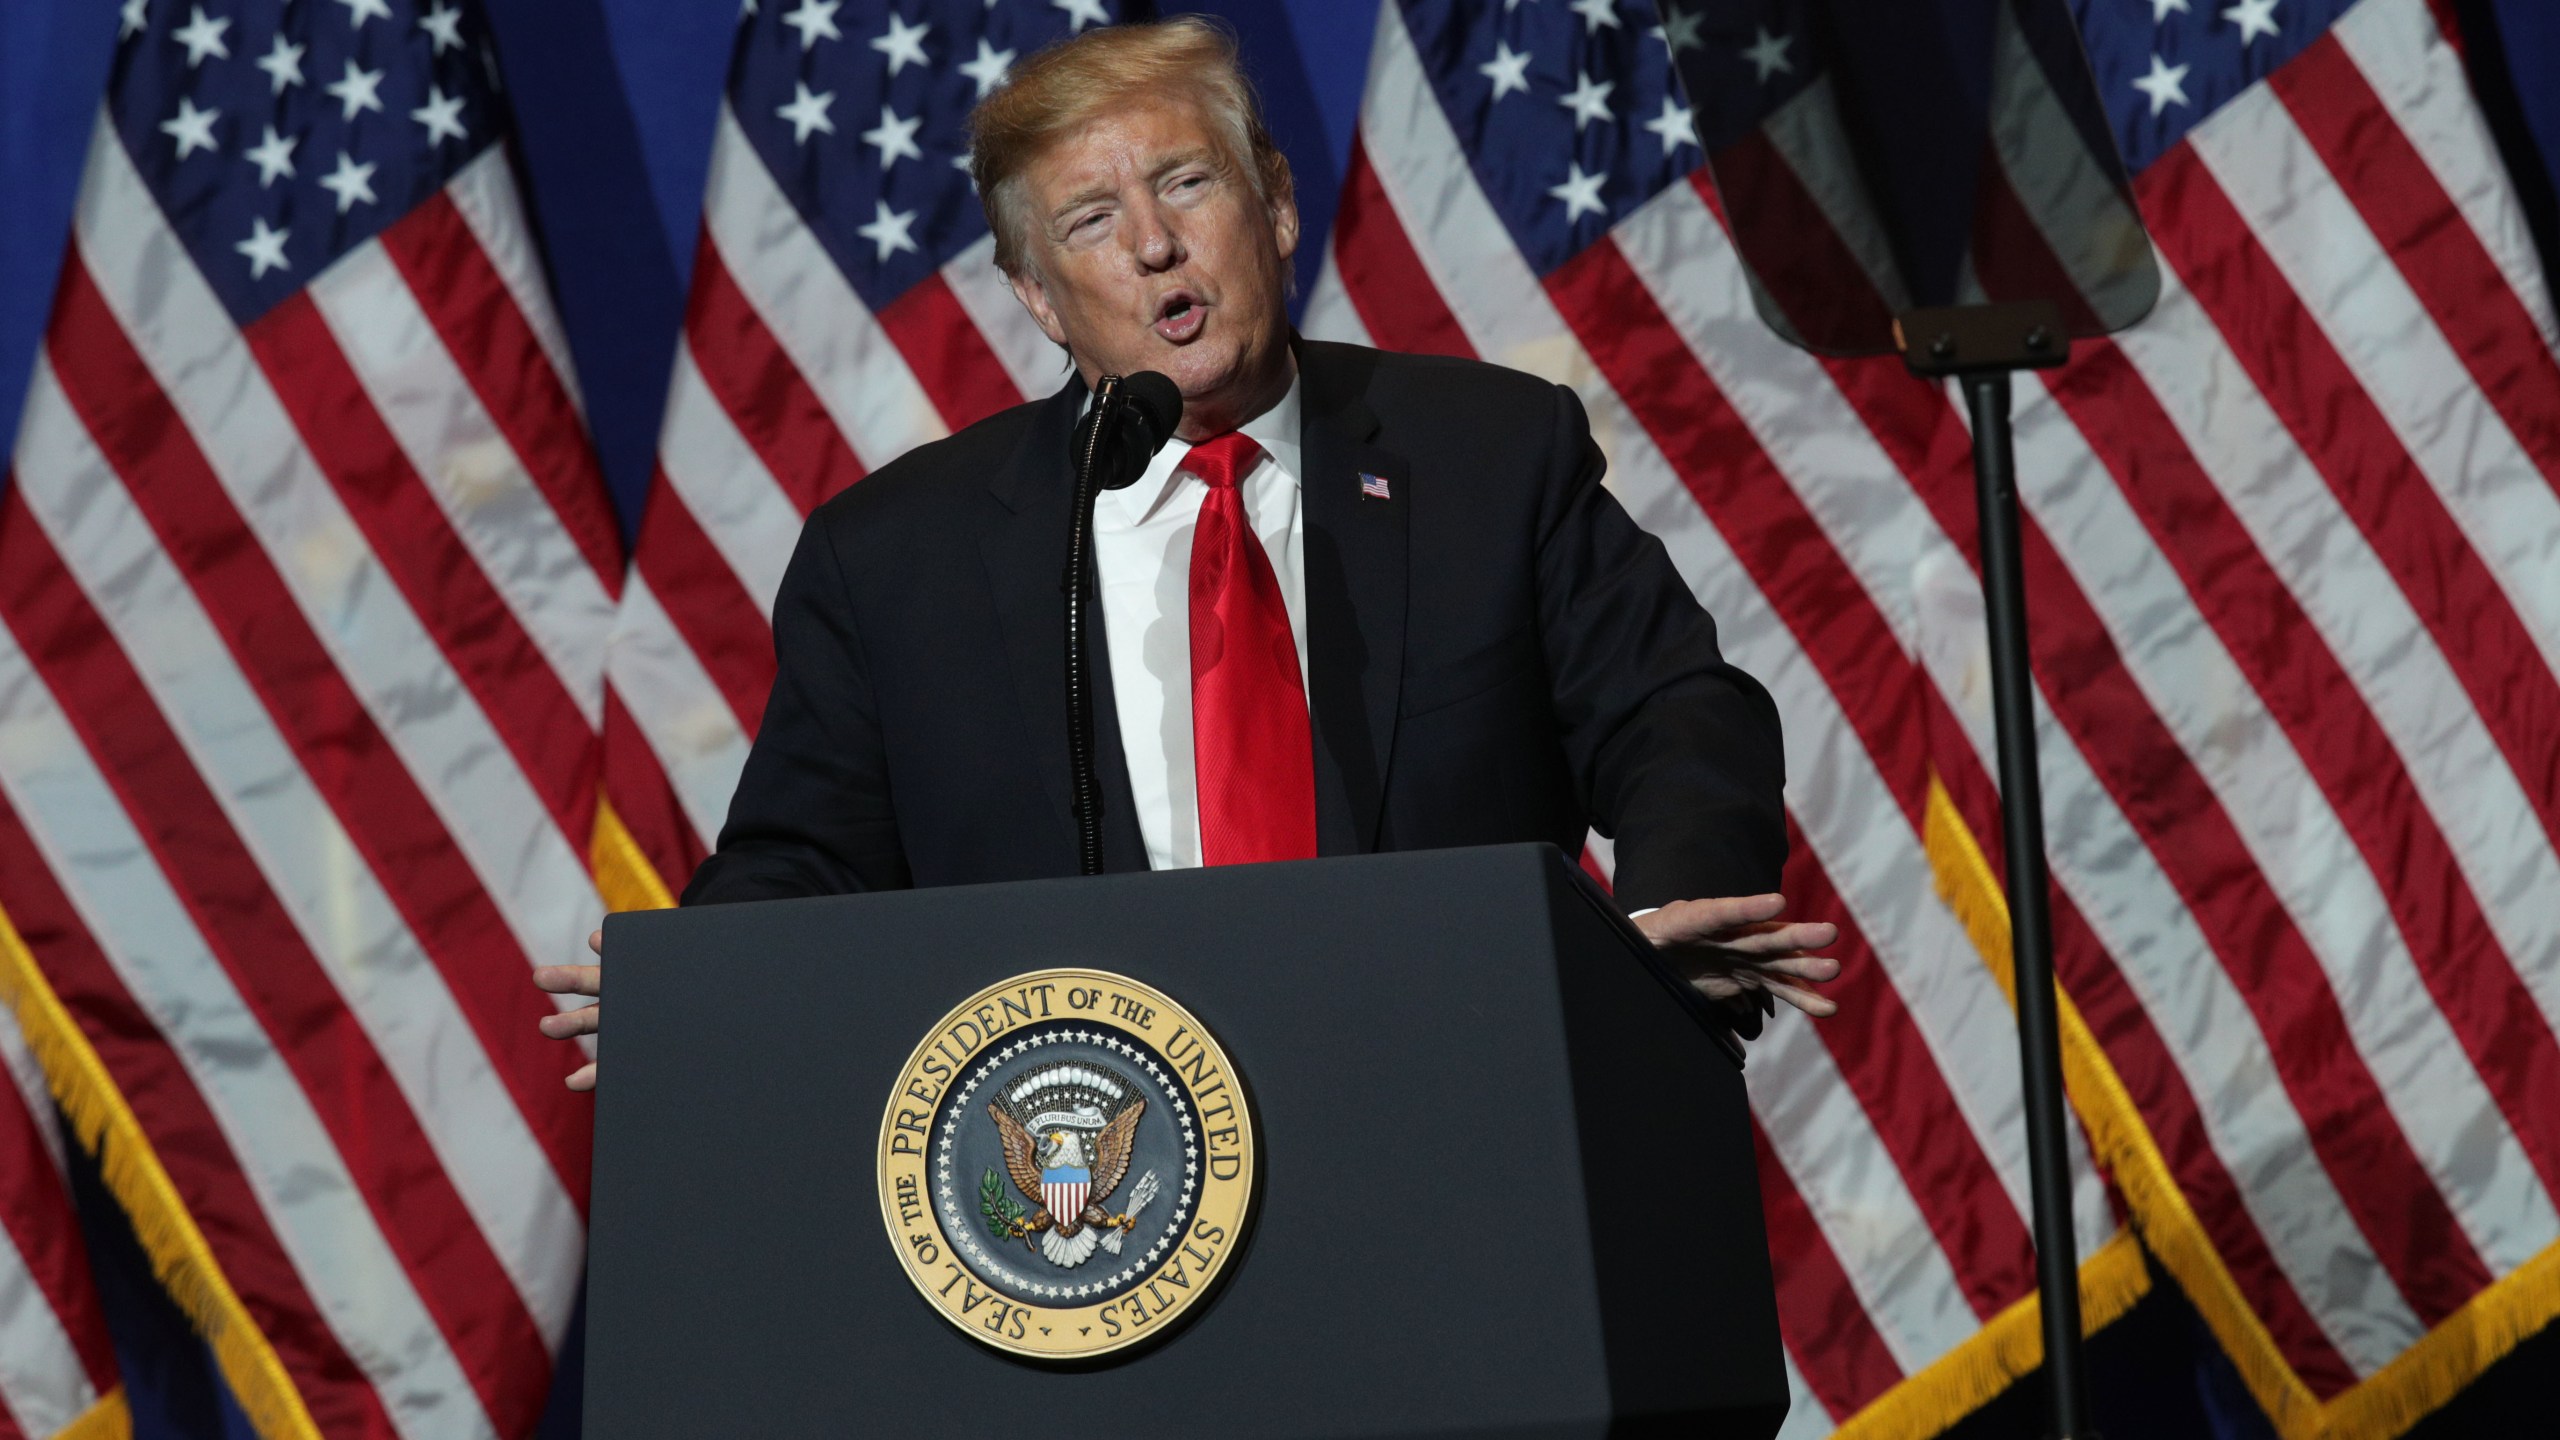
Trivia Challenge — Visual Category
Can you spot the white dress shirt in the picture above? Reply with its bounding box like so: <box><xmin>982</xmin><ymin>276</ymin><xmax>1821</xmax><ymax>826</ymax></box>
<box><xmin>1092</xmin><ymin>374</ymin><xmax>1308</xmax><ymax>871</ymax></box>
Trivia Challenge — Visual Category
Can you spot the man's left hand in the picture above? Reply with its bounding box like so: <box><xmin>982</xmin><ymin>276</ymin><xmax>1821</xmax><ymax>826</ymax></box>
<box><xmin>1635</xmin><ymin>894</ymin><xmax>1840</xmax><ymax>1018</ymax></box>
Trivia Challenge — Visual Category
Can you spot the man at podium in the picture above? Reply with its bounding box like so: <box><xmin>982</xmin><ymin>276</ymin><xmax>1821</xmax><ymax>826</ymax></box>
<box><xmin>536</xmin><ymin>19</ymin><xmax>1835</xmax><ymax>1087</ymax></box>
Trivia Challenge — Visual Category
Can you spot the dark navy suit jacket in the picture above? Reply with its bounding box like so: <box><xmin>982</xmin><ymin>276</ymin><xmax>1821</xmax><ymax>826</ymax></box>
<box><xmin>684</xmin><ymin>339</ymin><xmax>1786</xmax><ymax>921</ymax></box>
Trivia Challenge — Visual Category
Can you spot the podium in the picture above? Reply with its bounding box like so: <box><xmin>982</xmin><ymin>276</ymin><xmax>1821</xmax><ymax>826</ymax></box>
<box><xmin>584</xmin><ymin>843</ymin><xmax>1786</xmax><ymax>1438</ymax></box>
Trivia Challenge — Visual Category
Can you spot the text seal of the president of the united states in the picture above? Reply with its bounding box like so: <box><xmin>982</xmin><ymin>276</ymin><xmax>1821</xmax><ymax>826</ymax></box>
<box><xmin>878</xmin><ymin>969</ymin><xmax>1255</xmax><ymax>1359</ymax></box>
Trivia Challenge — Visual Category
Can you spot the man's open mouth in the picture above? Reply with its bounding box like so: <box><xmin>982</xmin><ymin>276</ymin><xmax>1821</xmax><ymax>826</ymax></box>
<box><xmin>1153</xmin><ymin>291</ymin><xmax>1206</xmax><ymax>342</ymax></box>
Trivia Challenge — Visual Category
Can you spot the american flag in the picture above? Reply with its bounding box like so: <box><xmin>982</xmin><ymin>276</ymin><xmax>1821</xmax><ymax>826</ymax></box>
<box><xmin>599</xmin><ymin>0</ymin><xmax>1116</xmax><ymax>892</ymax></box>
<box><xmin>1300</xmin><ymin>0</ymin><xmax>2560</xmax><ymax>1436</ymax></box>
<box><xmin>0</xmin><ymin>0</ymin><xmax>611</xmax><ymax>1434</ymax></box>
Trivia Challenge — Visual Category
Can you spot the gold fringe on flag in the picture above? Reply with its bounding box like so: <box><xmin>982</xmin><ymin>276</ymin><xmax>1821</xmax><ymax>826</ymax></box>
<box><xmin>1920</xmin><ymin>772</ymin><xmax>2560</xmax><ymax>1439</ymax></box>
<box><xmin>1834</xmin><ymin>1229</ymin><xmax>2151</xmax><ymax>1440</ymax></box>
<box><xmin>0</xmin><ymin>901</ymin><xmax>320</xmax><ymax>1440</ymax></box>
<box><xmin>590</xmin><ymin>796</ymin><xmax>677</xmax><ymax>914</ymax></box>
<box><xmin>57</xmin><ymin>1386</ymin><xmax>131</xmax><ymax>1440</ymax></box>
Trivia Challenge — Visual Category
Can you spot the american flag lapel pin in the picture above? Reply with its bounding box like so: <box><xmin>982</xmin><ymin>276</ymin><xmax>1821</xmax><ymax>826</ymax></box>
<box><xmin>1360</xmin><ymin>471</ymin><xmax>1393</xmax><ymax>501</ymax></box>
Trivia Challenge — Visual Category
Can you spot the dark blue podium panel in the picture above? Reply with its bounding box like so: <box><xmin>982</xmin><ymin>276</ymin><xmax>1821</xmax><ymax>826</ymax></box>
<box><xmin>586</xmin><ymin>844</ymin><xmax>1784</xmax><ymax>1438</ymax></box>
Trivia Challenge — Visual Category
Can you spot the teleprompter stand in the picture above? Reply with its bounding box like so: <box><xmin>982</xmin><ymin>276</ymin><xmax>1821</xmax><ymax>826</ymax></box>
<box><xmin>1898</xmin><ymin>299</ymin><xmax>2092</xmax><ymax>1438</ymax></box>
<box><xmin>583</xmin><ymin>844</ymin><xmax>1786</xmax><ymax>1438</ymax></box>
<box><xmin>1677</xmin><ymin>1</ymin><xmax>2166</xmax><ymax>1429</ymax></box>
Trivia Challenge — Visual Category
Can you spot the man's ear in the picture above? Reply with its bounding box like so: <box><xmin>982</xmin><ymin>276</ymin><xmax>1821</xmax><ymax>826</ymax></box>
<box><xmin>1270</xmin><ymin>192</ymin><xmax>1301</xmax><ymax>265</ymax></box>
<box><xmin>1009</xmin><ymin>266</ymin><xmax>1069</xmax><ymax>349</ymax></box>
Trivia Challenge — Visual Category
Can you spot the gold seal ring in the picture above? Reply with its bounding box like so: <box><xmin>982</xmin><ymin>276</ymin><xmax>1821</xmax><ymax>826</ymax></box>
<box><xmin>877</xmin><ymin>968</ymin><xmax>1255</xmax><ymax>1359</ymax></box>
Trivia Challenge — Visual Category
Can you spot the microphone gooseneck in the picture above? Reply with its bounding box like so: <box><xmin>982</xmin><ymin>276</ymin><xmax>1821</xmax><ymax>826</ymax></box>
<box><xmin>1063</xmin><ymin>372</ymin><xmax>1183</xmax><ymax>875</ymax></box>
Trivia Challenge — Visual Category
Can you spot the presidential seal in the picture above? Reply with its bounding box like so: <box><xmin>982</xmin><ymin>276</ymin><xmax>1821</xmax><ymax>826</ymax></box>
<box><xmin>877</xmin><ymin>969</ymin><xmax>1255</xmax><ymax>1360</ymax></box>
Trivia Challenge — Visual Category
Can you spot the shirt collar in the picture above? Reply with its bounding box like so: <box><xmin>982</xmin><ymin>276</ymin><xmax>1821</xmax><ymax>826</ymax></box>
<box><xmin>1101</xmin><ymin>368</ymin><xmax>1304</xmax><ymax>528</ymax></box>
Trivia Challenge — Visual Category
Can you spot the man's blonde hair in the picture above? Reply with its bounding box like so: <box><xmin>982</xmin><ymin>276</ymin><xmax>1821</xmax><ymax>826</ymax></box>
<box><xmin>968</xmin><ymin>17</ymin><xmax>1294</xmax><ymax>277</ymax></box>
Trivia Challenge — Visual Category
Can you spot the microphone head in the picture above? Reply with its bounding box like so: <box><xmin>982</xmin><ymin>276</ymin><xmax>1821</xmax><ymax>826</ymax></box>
<box><xmin>1076</xmin><ymin>372</ymin><xmax>1187</xmax><ymax>491</ymax></box>
<box><xmin>1116</xmin><ymin>371</ymin><xmax>1183</xmax><ymax>450</ymax></box>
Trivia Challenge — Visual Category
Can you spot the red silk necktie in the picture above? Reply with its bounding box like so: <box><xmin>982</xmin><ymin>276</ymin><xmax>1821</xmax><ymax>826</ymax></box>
<box><xmin>1183</xmin><ymin>433</ymin><xmax>1316</xmax><ymax>865</ymax></box>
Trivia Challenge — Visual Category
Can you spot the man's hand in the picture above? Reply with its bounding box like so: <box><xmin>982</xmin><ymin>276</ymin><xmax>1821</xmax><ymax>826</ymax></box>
<box><xmin>532</xmin><ymin>929</ymin><xmax>603</xmax><ymax>1091</ymax></box>
<box><xmin>1635</xmin><ymin>894</ymin><xmax>1840</xmax><ymax>1018</ymax></box>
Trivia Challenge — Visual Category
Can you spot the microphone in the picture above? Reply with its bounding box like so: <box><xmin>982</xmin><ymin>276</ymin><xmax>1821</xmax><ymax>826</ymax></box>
<box><xmin>1069</xmin><ymin>370</ymin><xmax>1184</xmax><ymax>491</ymax></box>
<box><xmin>1063</xmin><ymin>373</ymin><xmax>1184</xmax><ymax>875</ymax></box>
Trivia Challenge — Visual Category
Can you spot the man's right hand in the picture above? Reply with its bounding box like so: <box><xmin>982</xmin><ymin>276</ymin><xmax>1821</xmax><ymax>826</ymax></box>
<box><xmin>533</xmin><ymin>929</ymin><xmax>603</xmax><ymax>1091</ymax></box>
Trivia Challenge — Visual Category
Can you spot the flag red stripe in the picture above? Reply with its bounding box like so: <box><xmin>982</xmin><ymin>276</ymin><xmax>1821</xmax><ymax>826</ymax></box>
<box><xmin>1548</xmin><ymin>240</ymin><xmax>1929</xmax><ymax>821</ymax></box>
<box><xmin>2140</xmin><ymin>143</ymin><xmax>2560</xmax><ymax>862</ymax></box>
<box><xmin>246</xmin><ymin>290</ymin><xmax>602</xmax><ymax>852</ymax></box>
<box><xmin>1546</xmin><ymin>239</ymin><xmax>2044</xmax><ymax>1313</ymax></box>
<box><xmin>1924</xmin><ymin>708</ymin><xmax>2363</xmax><ymax>1392</ymax></box>
<box><xmin>52</xmin><ymin>261</ymin><xmax>595</xmax><ymax>1209</ymax></box>
<box><xmin>377</xmin><ymin>191</ymin><xmax>627</xmax><ymax>592</ymax></box>
<box><xmin>1329</xmin><ymin>138</ymin><xmax>1480</xmax><ymax>360</ymax></box>
<box><xmin>0</xmin><ymin>789</ymin><xmax>398</xmax><ymax>1435</ymax></box>
<box><xmin>684</xmin><ymin>233</ymin><xmax>867</xmax><ymax>517</ymax></box>
<box><xmin>1753</xmin><ymin>1119</ymin><xmax>1906</xmax><ymax>1416</ymax></box>
<box><xmin>1825</xmin><ymin>322</ymin><xmax>2493</xmax><ymax>1330</ymax></box>
<box><xmin>2044</xmin><ymin>340</ymin><xmax>2560</xmax><ymax>1196</ymax></box>
<box><xmin>2271</xmin><ymin>36</ymin><xmax>2560</xmax><ymax>499</ymax></box>
<box><xmin>634</xmin><ymin>482</ymin><xmax>776</xmax><ymax>737</ymax></box>
<box><xmin>1784</xmin><ymin>825</ymin><xmax>2038</xmax><ymax>1318</ymax></box>
<box><xmin>2008</xmin><ymin>495</ymin><xmax>2488</xmax><ymax>1323</ymax></box>
<box><xmin>876</xmin><ymin>271</ymin><xmax>1025</xmax><ymax>432</ymax></box>
<box><xmin>0</xmin><ymin>1082</ymin><xmax>115</xmax><ymax>1391</ymax></box>
<box><xmin>0</xmin><ymin>500</ymin><xmax>544</xmax><ymax>1432</ymax></box>
<box><xmin>603</xmin><ymin>687</ymin><xmax>706</xmax><ymax>896</ymax></box>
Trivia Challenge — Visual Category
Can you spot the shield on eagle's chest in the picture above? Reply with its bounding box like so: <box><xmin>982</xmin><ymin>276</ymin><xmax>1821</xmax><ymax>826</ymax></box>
<box><xmin>1042</xmin><ymin>1168</ymin><xmax>1090</xmax><ymax>1227</ymax></box>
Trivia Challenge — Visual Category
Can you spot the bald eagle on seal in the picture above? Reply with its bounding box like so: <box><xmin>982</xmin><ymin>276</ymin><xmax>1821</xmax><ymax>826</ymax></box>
<box><xmin>989</xmin><ymin>1099</ymin><xmax>1146</xmax><ymax>1267</ymax></box>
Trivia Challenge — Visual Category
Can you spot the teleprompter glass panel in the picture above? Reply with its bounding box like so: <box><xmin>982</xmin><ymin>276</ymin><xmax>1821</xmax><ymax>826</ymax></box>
<box><xmin>1675</xmin><ymin>0</ymin><xmax>2160</xmax><ymax>356</ymax></box>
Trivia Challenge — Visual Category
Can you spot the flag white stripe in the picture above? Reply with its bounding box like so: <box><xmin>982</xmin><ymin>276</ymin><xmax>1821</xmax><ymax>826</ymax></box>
<box><xmin>0</xmin><ymin>1014</ymin><xmax>65</xmax><ymax>1184</ymax></box>
<box><xmin>2114</xmin><ymin>263</ymin><xmax>2560</xmax><ymax>1041</ymax></box>
<box><xmin>606</xmin><ymin>576</ymin><xmax>751</xmax><ymax>848</ymax></box>
<box><xmin>2334</xmin><ymin>0</ymin><xmax>2560</xmax><ymax>342</ymax></box>
<box><xmin>0</xmin><ymin>1217</ymin><xmax>98</xmax><ymax>1439</ymax></box>
<box><xmin>443</xmin><ymin>147</ymin><xmax>587</xmax><ymax>417</ymax></box>
<box><xmin>1907</xmin><ymin>543</ymin><xmax>2423</xmax><ymax>1375</ymax></box>
<box><xmin>1748</xmin><ymin>1009</ymin><xmax>1984</xmax><ymax>1370</ymax></box>
<box><xmin>71</xmin><ymin>120</ymin><xmax>604</xmax><ymax>980</ymax></box>
<box><xmin>658</xmin><ymin>342</ymin><xmax>799</xmax><ymax>617</ymax></box>
<box><xmin>2012</xmin><ymin>362</ymin><xmax>2559</xmax><ymax>1276</ymax></box>
<box><xmin>1607</xmin><ymin>184</ymin><xmax>1928</xmax><ymax>650</ymax></box>
<box><xmin>0</xmin><ymin>620</ymin><xmax>490</xmax><ymax>1440</ymax></box>
<box><xmin>1299</xmin><ymin>247</ymin><xmax>1376</xmax><ymax>349</ymax></box>
<box><xmin>1774</xmin><ymin>1352</ymin><xmax>1835</xmax><ymax>1440</ymax></box>
<box><xmin>2184</xmin><ymin>86</ymin><xmax>2560</xmax><ymax>687</ymax></box>
<box><xmin>13</xmin><ymin>358</ymin><xmax>584</xmax><ymax>1345</ymax></box>
<box><xmin>307</xmin><ymin>238</ymin><xmax>616</xmax><ymax>724</ymax></box>
<box><xmin>703</xmin><ymin>106</ymin><xmax>947</xmax><ymax>470</ymax></box>
<box><xmin>940</xmin><ymin>233</ymin><xmax>1061</xmax><ymax>404</ymax></box>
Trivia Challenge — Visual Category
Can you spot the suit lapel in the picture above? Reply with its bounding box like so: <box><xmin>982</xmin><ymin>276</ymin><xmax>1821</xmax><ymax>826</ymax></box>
<box><xmin>1297</xmin><ymin>342</ymin><xmax>1409</xmax><ymax>855</ymax></box>
<box><xmin>979</xmin><ymin>378</ymin><xmax>1149</xmax><ymax>874</ymax></box>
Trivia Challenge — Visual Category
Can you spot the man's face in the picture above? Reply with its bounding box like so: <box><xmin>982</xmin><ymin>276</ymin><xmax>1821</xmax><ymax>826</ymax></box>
<box><xmin>1007</xmin><ymin>98</ymin><xmax>1299</xmax><ymax>439</ymax></box>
